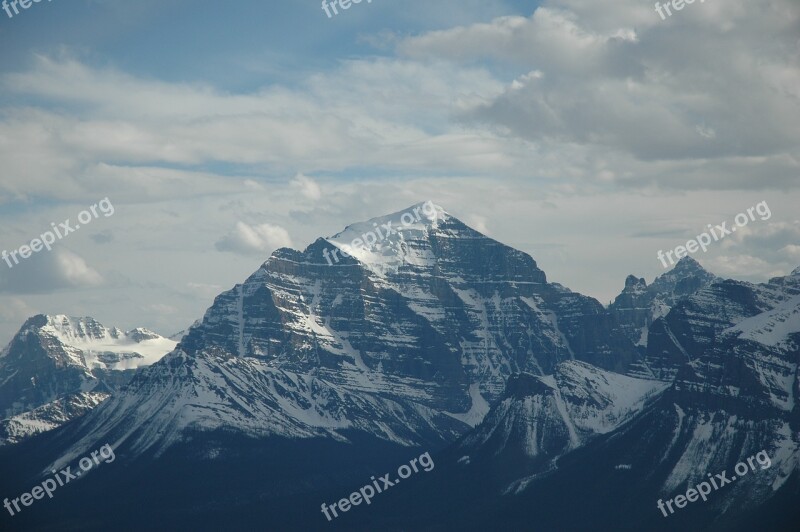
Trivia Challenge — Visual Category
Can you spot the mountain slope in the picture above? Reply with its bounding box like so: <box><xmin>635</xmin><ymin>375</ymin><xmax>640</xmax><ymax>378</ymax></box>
<box><xmin>449</xmin><ymin>361</ymin><xmax>668</xmax><ymax>491</ymax></box>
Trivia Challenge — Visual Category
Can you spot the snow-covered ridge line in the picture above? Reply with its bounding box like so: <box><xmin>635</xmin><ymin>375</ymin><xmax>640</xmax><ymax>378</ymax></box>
<box><xmin>40</xmin><ymin>314</ymin><xmax>177</xmax><ymax>371</ymax></box>
<box><xmin>323</xmin><ymin>201</ymin><xmax>447</xmax><ymax>271</ymax></box>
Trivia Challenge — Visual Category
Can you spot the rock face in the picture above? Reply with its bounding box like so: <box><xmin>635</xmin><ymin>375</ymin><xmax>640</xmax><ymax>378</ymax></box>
<box><xmin>0</xmin><ymin>315</ymin><xmax>175</xmax><ymax>445</ymax></box>
<box><xmin>0</xmin><ymin>204</ymin><xmax>797</xmax><ymax>532</ymax></box>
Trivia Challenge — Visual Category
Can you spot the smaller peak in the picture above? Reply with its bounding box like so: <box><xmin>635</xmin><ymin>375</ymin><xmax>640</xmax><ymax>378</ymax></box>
<box><xmin>128</xmin><ymin>328</ymin><xmax>160</xmax><ymax>342</ymax></box>
<box><xmin>43</xmin><ymin>315</ymin><xmax>103</xmax><ymax>330</ymax></box>
<box><xmin>624</xmin><ymin>275</ymin><xmax>647</xmax><ymax>290</ymax></box>
<box><xmin>654</xmin><ymin>255</ymin><xmax>715</xmax><ymax>284</ymax></box>
<box><xmin>674</xmin><ymin>256</ymin><xmax>705</xmax><ymax>271</ymax></box>
<box><xmin>45</xmin><ymin>314</ymin><xmax>97</xmax><ymax>324</ymax></box>
<box><xmin>20</xmin><ymin>314</ymin><xmax>49</xmax><ymax>330</ymax></box>
<box><xmin>791</xmin><ymin>265</ymin><xmax>800</xmax><ymax>276</ymax></box>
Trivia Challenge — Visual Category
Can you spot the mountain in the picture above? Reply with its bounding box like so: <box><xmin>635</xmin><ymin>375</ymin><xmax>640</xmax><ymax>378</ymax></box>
<box><xmin>0</xmin><ymin>203</ymin><xmax>650</xmax><ymax>530</ymax></box>
<box><xmin>609</xmin><ymin>256</ymin><xmax>717</xmax><ymax>350</ymax></box>
<box><xmin>0</xmin><ymin>315</ymin><xmax>176</xmax><ymax>446</ymax></box>
<box><xmin>0</xmin><ymin>204</ymin><xmax>797</xmax><ymax>531</ymax></box>
<box><xmin>46</xmin><ymin>202</ymin><xmax>645</xmax><ymax>459</ymax></box>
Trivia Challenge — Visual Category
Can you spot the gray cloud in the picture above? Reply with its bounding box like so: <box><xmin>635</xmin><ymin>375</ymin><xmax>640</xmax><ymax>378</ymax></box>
<box><xmin>89</xmin><ymin>230</ymin><xmax>114</xmax><ymax>244</ymax></box>
<box><xmin>0</xmin><ymin>248</ymin><xmax>104</xmax><ymax>294</ymax></box>
<box><xmin>399</xmin><ymin>0</ymin><xmax>800</xmax><ymax>186</ymax></box>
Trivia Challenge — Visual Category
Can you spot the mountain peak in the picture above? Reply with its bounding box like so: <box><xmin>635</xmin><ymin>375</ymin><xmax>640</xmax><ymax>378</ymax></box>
<box><xmin>322</xmin><ymin>201</ymin><xmax>461</xmax><ymax>272</ymax></box>
<box><xmin>623</xmin><ymin>275</ymin><xmax>647</xmax><ymax>291</ymax></box>
<box><xmin>673</xmin><ymin>255</ymin><xmax>706</xmax><ymax>271</ymax></box>
<box><xmin>4</xmin><ymin>314</ymin><xmax>177</xmax><ymax>371</ymax></box>
<box><xmin>652</xmin><ymin>255</ymin><xmax>716</xmax><ymax>288</ymax></box>
<box><xmin>328</xmin><ymin>201</ymin><xmax>450</xmax><ymax>242</ymax></box>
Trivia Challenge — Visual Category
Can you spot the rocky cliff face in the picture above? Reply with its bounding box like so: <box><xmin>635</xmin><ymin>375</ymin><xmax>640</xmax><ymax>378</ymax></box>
<box><xmin>0</xmin><ymin>391</ymin><xmax>109</xmax><ymax>446</ymax></box>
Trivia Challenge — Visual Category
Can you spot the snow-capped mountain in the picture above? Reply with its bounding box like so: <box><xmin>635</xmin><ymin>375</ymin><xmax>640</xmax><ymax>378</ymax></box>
<box><xmin>0</xmin><ymin>315</ymin><xmax>176</xmax><ymax>445</ymax></box>
<box><xmin>0</xmin><ymin>205</ymin><xmax>797</xmax><ymax>532</ymax></box>
<box><xmin>41</xmin><ymin>203</ymin><xmax>646</xmax><ymax>464</ymax></box>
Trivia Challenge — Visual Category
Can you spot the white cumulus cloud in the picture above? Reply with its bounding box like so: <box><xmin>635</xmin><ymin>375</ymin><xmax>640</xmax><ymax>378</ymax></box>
<box><xmin>215</xmin><ymin>221</ymin><xmax>293</xmax><ymax>256</ymax></box>
<box><xmin>290</xmin><ymin>173</ymin><xmax>322</xmax><ymax>201</ymax></box>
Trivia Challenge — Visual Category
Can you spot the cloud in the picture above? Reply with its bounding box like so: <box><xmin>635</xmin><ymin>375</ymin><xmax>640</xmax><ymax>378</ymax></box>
<box><xmin>243</xmin><ymin>180</ymin><xmax>264</xmax><ymax>191</ymax></box>
<box><xmin>0</xmin><ymin>297</ymin><xmax>36</xmax><ymax>325</ymax></box>
<box><xmin>186</xmin><ymin>282</ymin><xmax>223</xmax><ymax>297</ymax></box>
<box><xmin>215</xmin><ymin>221</ymin><xmax>293</xmax><ymax>256</ymax></box>
<box><xmin>0</xmin><ymin>56</ymin><xmax>507</xmax><ymax>204</ymax></box>
<box><xmin>4</xmin><ymin>1</ymin><xmax>798</xmax><ymax>204</ymax></box>
<box><xmin>0</xmin><ymin>248</ymin><xmax>104</xmax><ymax>294</ymax></box>
<box><xmin>464</xmin><ymin>214</ymin><xmax>491</xmax><ymax>235</ymax></box>
<box><xmin>143</xmin><ymin>303</ymin><xmax>178</xmax><ymax>315</ymax></box>
<box><xmin>89</xmin><ymin>230</ymin><xmax>114</xmax><ymax>244</ymax></box>
<box><xmin>290</xmin><ymin>173</ymin><xmax>322</xmax><ymax>201</ymax></box>
<box><xmin>397</xmin><ymin>1</ymin><xmax>800</xmax><ymax>182</ymax></box>
<box><xmin>721</xmin><ymin>219</ymin><xmax>800</xmax><ymax>265</ymax></box>
<box><xmin>705</xmin><ymin>254</ymin><xmax>786</xmax><ymax>280</ymax></box>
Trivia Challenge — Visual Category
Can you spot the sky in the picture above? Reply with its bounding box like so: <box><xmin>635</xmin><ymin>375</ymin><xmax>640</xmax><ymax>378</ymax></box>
<box><xmin>0</xmin><ymin>0</ymin><xmax>798</xmax><ymax>344</ymax></box>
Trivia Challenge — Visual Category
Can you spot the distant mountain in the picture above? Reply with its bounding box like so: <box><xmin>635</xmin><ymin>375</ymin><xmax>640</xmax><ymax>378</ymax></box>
<box><xmin>0</xmin><ymin>315</ymin><xmax>175</xmax><ymax>446</ymax></box>
<box><xmin>610</xmin><ymin>256</ymin><xmax>717</xmax><ymax>350</ymax></box>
